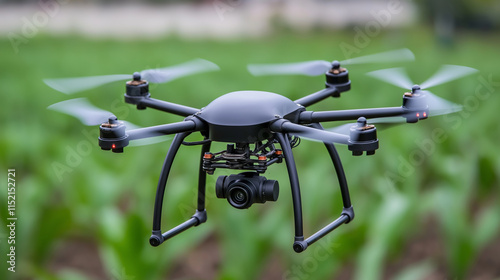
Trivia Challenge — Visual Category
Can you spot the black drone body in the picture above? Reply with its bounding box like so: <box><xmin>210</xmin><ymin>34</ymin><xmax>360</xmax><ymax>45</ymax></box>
<box><xmin>46</xmin><ymin>52</ymin><xmax>477</xmax><ymax>253</ymax></box>
<box><xmin>198</xmin><ymin>91</ymin><xmax>302</xmax><ymax>143</ymax></box>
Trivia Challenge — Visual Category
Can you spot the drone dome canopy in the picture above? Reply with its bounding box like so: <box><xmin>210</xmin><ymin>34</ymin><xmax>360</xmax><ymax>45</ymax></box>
<box><xmin>199</xmin><ymin>91</ymin><xmax>301</xmax><ymax>126</ymax></box>
<box><xmin>197</xmin><ymin>91</ymin><xmax>303</xmax><ymax>142</ymax></box>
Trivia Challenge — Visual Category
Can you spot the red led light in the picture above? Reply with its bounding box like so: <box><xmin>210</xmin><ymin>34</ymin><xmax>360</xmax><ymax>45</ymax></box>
<box><xmin>416</xmin><ymin>112</ymin><xmax>420</xmax><ymax>118</ymax></box>
<box><xmin>423</xmin><ymin>112</ymin><xmax>427</xmax><ymax>117</ymax></box>
<box><xmin>112</xmin><ymin>144</ymin><xmax>116</xmax><ymax>149</ymax></box>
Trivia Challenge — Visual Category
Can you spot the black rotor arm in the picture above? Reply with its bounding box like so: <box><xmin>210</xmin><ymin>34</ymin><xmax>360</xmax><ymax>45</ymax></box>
<box><xmin>137</xmin><ymin>97</ymin><xmax>200</xmax><ymax>117</ymax></box>
<box><xmin>98</xmin><ymin>117</ymin><xmax>206</xmax><ymax>153</ymax></box>
<box><xmin>98</xmin><ymin>117</ymin><xmax>205</xmax><ymax>152</ymax></box>
<box><xmin>294</xmin><ymin>87</ymin><xmax>339</xmax><ymax>107</ymax></box>
<box><xmin>127</xmin><ymin>117</ymin><xmax>206</xmax><ymax>142</ymax></box>
<box><xmin>299</xmin><ymin>106</ymin><xmax>406</xmax><ymax>123</ymax></box>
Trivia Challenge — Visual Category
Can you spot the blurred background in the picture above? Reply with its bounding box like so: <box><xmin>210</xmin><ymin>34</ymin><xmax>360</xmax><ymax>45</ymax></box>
<box><xmin>1</xmin><ymin>0</ymin><xmax>499</xmax><ymax>279</ymax></box>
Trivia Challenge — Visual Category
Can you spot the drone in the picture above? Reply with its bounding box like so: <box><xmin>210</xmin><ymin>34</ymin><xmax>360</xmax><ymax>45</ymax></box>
<box><xmin>45</xmin><ymin>50</ymin><xmax>477</xmax><ymax>253</ymax></box>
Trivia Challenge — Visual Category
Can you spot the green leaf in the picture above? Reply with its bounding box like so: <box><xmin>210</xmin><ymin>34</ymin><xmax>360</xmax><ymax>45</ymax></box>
<box><xmin>473</xmin><ymin>205</ymin><xmax>500</xmax><ymax>250</ymax></box>
<box><xmin>391</xmin><ymin>260</ymin><xmax>434</xmax><ymax>280</ymax></box>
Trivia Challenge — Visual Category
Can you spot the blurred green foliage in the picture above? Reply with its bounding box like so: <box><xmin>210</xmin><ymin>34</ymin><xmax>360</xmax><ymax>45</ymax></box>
<box><xmin>419</xmin><ymin>0</ymin><xmax>500</xmax><ymax>30</ymax></box>
<box><xmin>0</xmin><ymin>27</ymin><xmax>499</xmax><ymax>280</ymax></box>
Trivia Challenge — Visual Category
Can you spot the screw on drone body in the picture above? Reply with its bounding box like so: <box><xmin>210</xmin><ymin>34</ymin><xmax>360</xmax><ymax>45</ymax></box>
<box><xmin>329</xmin><ymin>60</ymin><xmax>347</xmax><ymax>75</ymax></box>
<box><xmin>133</xmin><ymin>72</ymin><xmax>141</xmax><ymax>81</ymax></box>
<box><xmin>127</xmin><ymin>72</ymin><xmax>147</xmax><ymax>86</ymax></box>
<box><xmin>402</xmin><ymin>85</ymin><xmax>421</xmax><ymax>97</ymax></box>
<box><xmin>357</xmin><ymin>116</ymin><xmax>367</xmax><ymax>127</ymax></box>
<box><xmin>355</xmin><ymin>117</ymin><xmax>375</xmax><ymax>131</ymax></box>
<box><xmin>108</xmin><ymin>115</ymin><xmax>118</xmax><ymax>124</ymax></box>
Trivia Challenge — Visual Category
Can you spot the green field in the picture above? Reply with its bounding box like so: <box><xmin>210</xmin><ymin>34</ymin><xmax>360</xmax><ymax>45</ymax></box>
<box><xmin>1</xmin><ymin>27</ymin><xmax>499</xmax><ymax>280</ymax></box>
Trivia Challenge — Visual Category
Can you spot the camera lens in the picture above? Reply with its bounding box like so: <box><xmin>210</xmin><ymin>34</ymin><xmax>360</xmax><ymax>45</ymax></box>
<box><xmin>231</xmin><ymin>188</ymin><xmax>247</xmax><ymax>203</ymax></box>
<box><xmin>227</xmin><ymin>185</ymin><xmax>253</xmax><ymax>209</ymax></box>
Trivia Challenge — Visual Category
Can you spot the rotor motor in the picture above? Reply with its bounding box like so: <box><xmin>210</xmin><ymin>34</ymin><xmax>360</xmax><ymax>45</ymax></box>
<box><xmin>347</xmin><ymin>117</ymin><xmax>379</xmax><ymax>156</ymax></box>
<box><xmin>402</xmin><ymin>85</ymin><xmax>430</xmax><ymax>123</ymax></box>
<box><xmin>325</xmin><ymin>61</ymin><xmax>351</xmax><ymax>96</ymax></box>
<box><xmin>124</xmin><ymin>72</ymin><xmax>151</xmax><ymax>108</ymax></box>
<box><xmin>99</xmin><ymin>116</ymin><xmax>129</xmax><ymax>153</ymax></box>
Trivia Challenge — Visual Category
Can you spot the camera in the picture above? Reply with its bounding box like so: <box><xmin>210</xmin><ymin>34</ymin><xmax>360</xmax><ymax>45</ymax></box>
<box><xmin>216</xmin><ymin>172</ymin><xmax>279</xmax><ymax>209</ymax></box>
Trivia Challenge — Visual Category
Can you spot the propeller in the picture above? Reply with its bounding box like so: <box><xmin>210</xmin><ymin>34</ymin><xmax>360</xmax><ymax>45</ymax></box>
<box><xmin>366</xmin><ymin>65</ymin><xmax>478</xmax><ymax>118</ymax></box>
<box><xmin>247</xmin><ymin>48</ymin><xmax>415</xmax><ymax>76</ymax></box>
<box><xmin>284</xmin><ymin>120</ymin><xmax>378</xmax><ymax>156</ymax></box>
<box><xmin>289</xmin><ymin>128</ymin><xmax>350</xmax><ymax>144</ymax></box>
<box><xmin>47</xmin><ymin>98</ymin><xmax>170</xmax><ymax>147</ymax></box>
<box><xmin>327</xmin><ymin>118</ymin><xmax>399</xmax><ymax>136</ymax></box>
<box><xmin>44</xmin><ymin>59</ymin><xmax>220</xmax><ymax>94</ymax></box>
<box><xmin>275</xmin><ymin>122</ymin><xmax>350</xmax><ymax>144</ymax></box>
